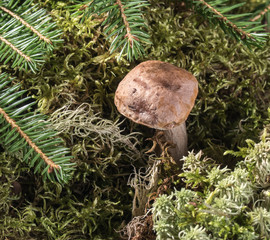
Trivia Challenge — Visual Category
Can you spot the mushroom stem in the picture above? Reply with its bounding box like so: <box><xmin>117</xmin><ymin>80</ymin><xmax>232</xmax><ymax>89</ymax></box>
<box><xmin>163</xmin><ymin>122</ymin><xmax>188</xmax><ymax>163</ymax></box>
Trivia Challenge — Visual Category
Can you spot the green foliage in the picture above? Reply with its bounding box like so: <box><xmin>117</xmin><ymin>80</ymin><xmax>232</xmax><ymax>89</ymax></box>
<box><xmin>0</xmin><ymin>152</ymin><xmax>29</xmax><ymax>239</ymax></box>
<box><xmin>250</xmin><ymin>1</ymin><xmax>270</xmax><ymax>32</ymax></box>
<box><xmin>146</xmin><ymin>1</ymin><xmax>270</xmax><ymax>162</ymax></box>
<box><xmin>0</xmin><ymin>169</ymin><xmax>124</xmax><ymax>239</ymax></box>
<box><xmin>189</xmin><ymin>0</ymin><xmax>268</xmax><ymax>48</ymax></box>
<box><xmin>0</xmin><ymin>0</ymin><xmax>62</xmax><ymax>72</ymax></box>
<box><xmin>0</xmin><ymin>101</ymin><xmax>141</xmax><ymax>238</ymax></box>
<box><xmin>152</xmin><ymin>130</ymin><xmax>270</xmax><ymax>239</ymax></box>
<box><xmin>1</xmin><ymin>0</ymin><xmax>270</xmax><ymax>239</ymax></box>
<box><xmin>0</xmin><ymin>73</ymin><xmax>74</xmax><ymax>184</ymax></box>
<box><xmin>21</xmin><ymin>1</ymin><xmax>133</xmax><ymax>115</ymax></box>
<box><xmin>0</xmin><ymin>0</ymin><xmax>74</xmax><ymax>184</ymax></box>
<box><xmin>69</xmin><ymin>0</ymin><xmax>269</xmax><ymax>62</ymax></box>
<box><xmin>0</xmin><ymin>3</ymin><xmax>146</xmax><ymax>238</ymax></box>
<box><xmin>243</xmin><ymin>129</ymin><xmax>270</xmax><ymax>188</ymax></box>
<box><xmin>72</xmin><ymin>0</ymin><xmax>151</xmax><ymax>61</ymax></box>
<box><xmin>0</xmin><ymin>152</ymin><xmax>21</xmax><ymax>213</ymax></box>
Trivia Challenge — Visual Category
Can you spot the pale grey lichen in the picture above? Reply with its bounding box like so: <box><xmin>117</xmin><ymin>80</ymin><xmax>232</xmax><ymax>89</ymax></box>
<box><xmin>152</xmin><ymin>129</ymin><xmax>270</xmax><ymax>239</ymax></box>
<box><xmin>50</xmin><ymin>103</ymin><xmax>140</xmax><ymax>154</ymax></box>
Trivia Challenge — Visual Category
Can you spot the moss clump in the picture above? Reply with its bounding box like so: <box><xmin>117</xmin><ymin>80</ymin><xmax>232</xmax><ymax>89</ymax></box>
<box><xmin>1</xmin><ymin>0</ymin><xmax>269</xmax><ymax>239</ymax></box>
<box><xmin>152</xmin><ymin>128</ymin><xmax>270</xmax><ymax>239</ymax></box>
<box><xmin>0</xmin><ymin>1</ymin><xmax>146</xmax><ymax>239</ymax></box>
<box><xmin>146</xmin><ymin>1</ymin><xmax>270</xmax><ymax>163</ymax></box>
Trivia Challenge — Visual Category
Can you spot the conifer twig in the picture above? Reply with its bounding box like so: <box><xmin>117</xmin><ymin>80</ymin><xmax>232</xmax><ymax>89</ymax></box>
<box><xmin>0</xmin><ymin>35</ymin><xmax>31</xmax><ymax>62</ymax></box>
<box><xmin>115</xmin><ymin>0</ymin><xmax>138</xmax><ymax>46</ymax></box>
<box><xmin>0</xmin><ymin>107</ymin><xmax>60</xmax><ymax>173</ymax></box>
<box><xmin>0</xmin><ymin>6</ymin><xmax>52</xmax><ymax>44</ymax></box>
<box><xmin>251</xmin><ymin>4</ymin><xmax>270</xmax><ymax>22</ymax></box>
<box><xmin>197</xmin><ymin>0</ymin><xmax>254</xmax><ymax>40</ymax></box>
<box><xmin>72</xmin><ymin>0</ymin><xmax>150</xmax><ymax>60</ymax></box>
<box><xmin>0</xmin><ymin>0</ymin><xmax>62</xmax><ymax>72</ymax></box>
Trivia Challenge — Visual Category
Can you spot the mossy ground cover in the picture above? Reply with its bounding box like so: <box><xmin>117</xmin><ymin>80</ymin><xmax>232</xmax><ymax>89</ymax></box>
<box><xmin>0</xmin><ymin>0</ymin><xmax>269</xmax><ymax>239</ymax></box>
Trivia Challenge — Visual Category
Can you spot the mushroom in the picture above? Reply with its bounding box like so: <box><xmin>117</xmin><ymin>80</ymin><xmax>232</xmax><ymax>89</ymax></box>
<box><xmin>114</xmin><ymin>60</ymin><xmax>198</xmax><ymax>162</ymax></box>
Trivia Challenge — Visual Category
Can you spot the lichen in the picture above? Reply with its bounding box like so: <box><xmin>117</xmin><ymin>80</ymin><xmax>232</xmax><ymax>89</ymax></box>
<box><xmin>1</xmin><ymin>0</ymin><xmax>269</xmax><ymax>239</ymax></box>
<box><xmin>152</xmin><ymin>127</ymin><xmax>270</xmax><ymax>239</ymax></box>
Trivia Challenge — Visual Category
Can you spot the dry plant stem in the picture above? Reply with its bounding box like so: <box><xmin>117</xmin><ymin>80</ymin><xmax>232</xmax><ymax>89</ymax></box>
<box><xmin>0</xmin><ymin>6</ymin><xmax>52</xmax><ymax>43</ymax></box>
<box><xmin>0</xmin><ymin>35</ymin><xmax>31</xmax><ymax>62</ymax></box>
<box><xmin>163</xmin><ymin>122</ymin><xmax>188</xmax><ymax>163</ymax></box>
<box><xmin>0</xmin><ymin>107</ymin><xmax>60</xmax><ymax>172</ymax></box>
<box><xmin>128</xmin><ymin>160</ymin><xmax>159</xmax><ymax>217</ymax></box>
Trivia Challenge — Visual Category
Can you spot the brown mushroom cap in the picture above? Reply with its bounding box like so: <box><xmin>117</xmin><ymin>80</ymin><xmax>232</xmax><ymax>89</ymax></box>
<box><xmin>114</xmin><ymin>60</ymin><xmax>198</xmax><ymax>130</ymax></box>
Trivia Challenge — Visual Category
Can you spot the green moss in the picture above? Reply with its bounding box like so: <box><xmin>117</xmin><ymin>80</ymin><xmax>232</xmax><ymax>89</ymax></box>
<box><xmin>0</xmin><ymin>1</ymin><xmax>142</xmax><ymax>238</ymax></box>
<box><xmin>146</xmin><ymin>1</ymin><xmax>270</xmax><ymax>162</ymax></box>
<box><xmin>1</xmin><ymin>0</ymin><xmax>270</xmax><ymax>239</ymax></box>
<box><xmin>152</xmin><ymin>129</ymin><xmax>270</xmax><ymax>239</ymax></box>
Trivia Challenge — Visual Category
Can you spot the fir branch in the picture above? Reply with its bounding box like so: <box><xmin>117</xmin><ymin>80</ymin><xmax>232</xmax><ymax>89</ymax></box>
<box><xmin>251</xmin><ymin>4</ymin><xmax>270</xmax><ymax>22</ymax></box>
<box><xmin>0</xmin><ymin>0</ymin><xmax>62</xmax><ymax>72</ymax></box>
<box><xmin>196</xmin><ymin>0</ymin><xmax>254</xmax><ymax>40</ymax></box>
<box><xmin>0</xmin><ymin>6</ymin><xmax>52</xmax><ymax>44</ymax></box>
<box><xmin>0</xmin><ymin>107</ymin><xmax>60</xmax><ymax>173</ymax></box>
<box><xmin>0</xmin><ymin>35</ymin><xmax>31</xmax><ymax>62</ymax></box>
<box><xmin>191</xmin><ymin>0</ymin><xmax>268</xmax><ymax>47</ymax></box>
<box><xmin>115</xmin><ymin>0</ymin><xmax>138</xmax><ymax>46</ymax></box>
<box><xmin>73</xmin><ymin>0</ymin><xmax>151</xmax><ymax>61</ymax></box>
<box><xmin>0</xmin><ymin>73</ymin><xmax>74</xmax><ymax>184</ymax></box>
<box><xmin>0</xmin><ymin>24</ymin><xmax>45</xmax><ymax>72</ymax></box>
